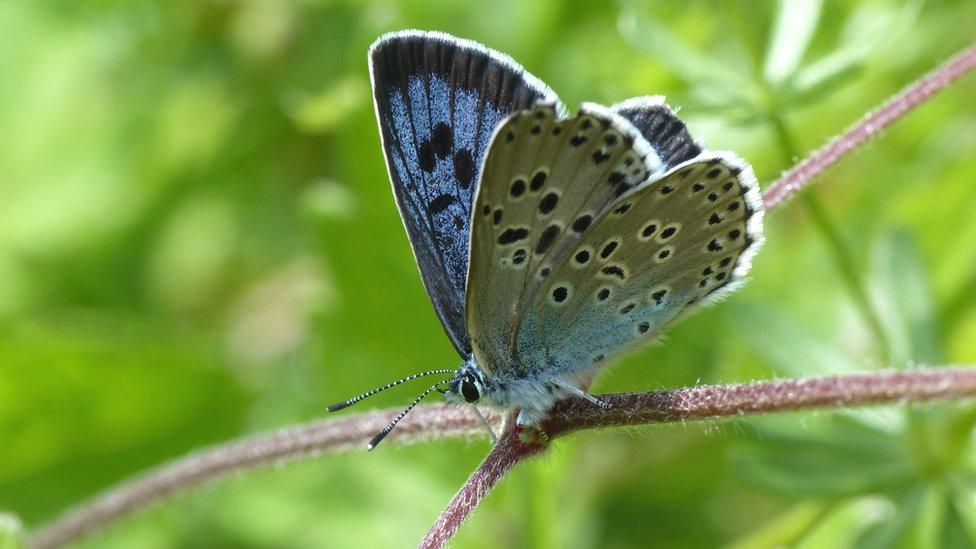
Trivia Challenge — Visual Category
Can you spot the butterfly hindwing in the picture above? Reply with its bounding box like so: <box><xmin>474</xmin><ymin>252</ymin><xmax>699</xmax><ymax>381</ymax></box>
<box><xmin>465</xmin><ymin>103</ymin><xmax>665</xmax><ymax>373</ymax></box>
<box><xmin>611</xmin><ymin>96</ymin><xmax>703</xmax><ymax>170</ymax></box>
<box><xmin>515</xmin><ymin>152</ymin><xmax>763</xmax><ymax>369</ymax></box>
<box><xmin>369</xmin><ymin>31</ymin><xmax>562</xmax><ymax>355</ymax></box>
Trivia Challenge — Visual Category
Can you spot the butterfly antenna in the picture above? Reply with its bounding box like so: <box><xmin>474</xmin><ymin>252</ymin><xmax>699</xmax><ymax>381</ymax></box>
<box><xmin>326</xmin><ymin>369</ymin><xmax>456</xmax><ymax>412</ymax></box>
<box><xmin>367</xmin><ymin>378</ymin><xmax>458</xmax><ymax>451</ymax></box>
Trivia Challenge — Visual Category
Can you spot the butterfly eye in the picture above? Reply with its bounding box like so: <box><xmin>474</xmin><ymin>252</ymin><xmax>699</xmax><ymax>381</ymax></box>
<box><xmin>460</xmin><ymin>379</ymin><xmax>480</xmax><ymax>403</ymax></box>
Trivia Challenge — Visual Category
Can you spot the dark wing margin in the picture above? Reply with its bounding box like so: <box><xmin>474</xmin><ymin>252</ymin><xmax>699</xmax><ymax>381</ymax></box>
<box><xmin>369</xmin><ymin>30</ymin><xmax>563</xmax><ymax>356</ymax></box>
<box><xmin>611</xmin><ymin>96</ymin><xmax>702</xmax><ymax>170</ymax></box>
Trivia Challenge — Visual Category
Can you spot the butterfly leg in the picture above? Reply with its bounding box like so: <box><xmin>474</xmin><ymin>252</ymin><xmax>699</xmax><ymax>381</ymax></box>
<box><xmin>515</xmin><ymin>409</ymin><xmax>551</xmax><ymax>443</ymax></box>
<box><xmin>471</xmin><ymin>405</ymin><xmax>497</xmax><ymax>444</ymax></box>
<box><xmin>555</xmin><ymin>380</ymin><xmax>613</xmax><ymax>410</ymax></box>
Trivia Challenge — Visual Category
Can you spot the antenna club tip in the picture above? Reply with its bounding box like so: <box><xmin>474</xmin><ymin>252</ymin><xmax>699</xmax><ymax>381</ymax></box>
<box><xmin>327</xmin><ymin>402</ymin><xmax>350</xmax><ymax>412</ymax></box>
<box><xmin>368</xmin><ymin>431</ymin><xmax>390</xmax><ymax>450</ymax></box>
<box><xmin>366</xmin><ymin>442</ymin><xmax>376</xmax><ymax>451</ymax></box>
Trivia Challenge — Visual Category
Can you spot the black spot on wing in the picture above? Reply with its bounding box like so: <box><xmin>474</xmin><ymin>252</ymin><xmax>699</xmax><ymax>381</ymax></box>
<box><xmin>498</xmin><ymin>227</ymin><xmax>529</xmax><ymax>245</ymax></box>
<box><xmin>428</xmin><ymin>193</ymin><xmax>455</xmax><ymax>214</ymax></box>
<box><xmin>535</xmin><ymin>224</ymin><xmax>560</xmax><ymax>254</ymax></box>
<box><xmin>572</xmin><ymin>215</ymin><xmax>592</xmax><ymax>233</ymax></box>
<box><xmin>512</xmin><ymin>248</ymin><xmax>526</xmax><ymax>265</ymax></box>
<box><xmin>530</xmin><ymin>170</ymin><xmax>548</xmax><ymax>191</ymax></box>
<box><xmin>539</xmin><ymin>193</ymin><xmax>559</xmax><ymax>215</ymax></box>
<box><xmin>552</xmin><ymin>286</ymin><xmax>569</xmax><ymax>302</ymax></box>
<box><xmin>433</xmin><ymin>122</ymin><xmax>453</xmax><ymax>159</ymax></box>
<box><xmin>651</xmin><ymin>289</ymin><xmax>667</xmax><ymax>304</ymax></box>
<box><xmin>453</xmin><ymin>149</ymin><xmax>475</xmax><ymax>189</ymax></box>
<box><xmin>601</xmin><ymin>265</ymin><xmax>626</xmax><ymax>279</ymax></box>
<box><xmin>418</xmin><ymin>139</ymin><xmax>436</xmax><ymax>172</ymax></box>
<box><xmin>510</xmin><ymin>178</ymin><xmax>526</xmax><ymax>198</ymax></box>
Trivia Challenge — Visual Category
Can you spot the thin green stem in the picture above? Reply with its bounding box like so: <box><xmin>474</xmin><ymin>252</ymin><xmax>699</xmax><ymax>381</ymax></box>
<box><xmin>767</xmin><ymin>113</ymin><xmax>894</xmax><ymax>364</ymax></box>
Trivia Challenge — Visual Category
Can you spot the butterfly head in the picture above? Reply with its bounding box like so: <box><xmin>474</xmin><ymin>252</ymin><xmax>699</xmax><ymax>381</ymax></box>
<box><xmin>443</xmin><ymin>358</ymin><xmax>486</xmax><ymax>405</ymax></box>
<box><xmin>326</xmin><ymin>357</ymin><xmax>493</xmax><ymax>450</ymax></box>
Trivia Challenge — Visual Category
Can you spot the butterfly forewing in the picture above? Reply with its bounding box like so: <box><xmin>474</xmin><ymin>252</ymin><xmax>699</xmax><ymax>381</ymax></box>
<box><xmin>465</xmin><ymin>103</ymin><xmax>665</xmax><ymax>373</ymax></box>
<box><xmin>516</xmin><ymin>153</ymin><xmax>764</xmax><ymax>369</ymax></box>
<box><xmin>369</xmin><ymin>31</ymin><xmax>562</xmax><ymax>356</ymax></box>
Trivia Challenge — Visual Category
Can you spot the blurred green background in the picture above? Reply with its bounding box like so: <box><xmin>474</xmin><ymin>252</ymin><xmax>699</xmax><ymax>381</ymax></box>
<box><xmin>3</xmin><ymin>0</ymin><xmax>976</xmax><ymax>547</ymax></box>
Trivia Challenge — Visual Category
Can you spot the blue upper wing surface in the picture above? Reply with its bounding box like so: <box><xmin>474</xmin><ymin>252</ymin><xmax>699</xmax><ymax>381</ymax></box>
<box><xmin>369</xmin><ymin>30</ymin><xmax>562</xmax><ymax>355</ymax></box>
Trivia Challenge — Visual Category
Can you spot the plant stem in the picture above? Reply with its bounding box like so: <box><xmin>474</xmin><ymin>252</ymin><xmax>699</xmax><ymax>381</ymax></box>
<box><xmin>421</xmin><ymin>366</ymin><xmax>976</xmax><ymax>548</ymax></box>
<box><xmin>29</xmin><ymin>406</ymin><xmax>500</xmax><ymax>549</ymax></box>
<box><xmin>762</xmin><ymin>42</ymin><xmax>976</xmax><ymax>209</ymax></box>
<box><xmin>419</xmin><ymin>423</ymin><xmax>547</xmax><ymax>549</ymax></box>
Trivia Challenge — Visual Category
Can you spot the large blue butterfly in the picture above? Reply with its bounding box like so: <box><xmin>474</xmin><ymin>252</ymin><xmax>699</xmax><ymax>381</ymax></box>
<box><xmin>331</xmin><ymin>30</ymin><xmax>763</xmax><ymax>449</ymax></box>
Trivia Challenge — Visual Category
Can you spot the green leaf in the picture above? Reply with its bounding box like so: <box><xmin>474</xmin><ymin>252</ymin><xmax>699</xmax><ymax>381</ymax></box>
<box><xmin>797</xmin><ymin>497</ymin><xmax>894</xmax><ymax>548</ymax></box>
<box><xmin>857</xmin><ymin>486</ymin><xmax>946</xmax><ymax>549</ymax></box>
<box><xmin>763</xmin><ymin>0</ymin><xmax>822</xmax><ymax>84</ymax></box>
<box><xmin>735</xmin><ymin>415</ymin><xmax>914</xmax><ymax>498</ymax></box>
<box><xmin>734</xmin><ymin>302</ymin><xmax>862</xmax><ymax>377</ymax></box>
<box><xmin>868</xmin><ymin>230</ymin><xmax>941</xmax><ymax>365</ymax></box>
<box><xmin>949</xmin><ymin>481</ymin><xmax>976</xmax><ymax>544</ymax></box>
<box><xmin>783</xmin><ymin>0</ymin><xmax>923</xmax><ymax>107</ymax></box>
<box><xmin>734</xmin><ymin>301</ymin><xmax>904</xmax><ymax>432</ymax></box>
<box><xmin>726</xmin><ymin>502</ymin><xmax>833</xmax><ymax>548</ymax></box>
<box><xmin>617</xmin><ymin>8</ymin><xmax>755</xmax><ymax>94</ymax></box>
<box><xmin>785</xmin><ymin>48</ymin><xmax>867</xmax><ymax>106</ymax></box>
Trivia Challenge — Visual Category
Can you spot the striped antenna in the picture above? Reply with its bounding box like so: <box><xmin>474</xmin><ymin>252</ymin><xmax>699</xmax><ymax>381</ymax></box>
<box><xmin>367</xmin><ymin>378</ymin><xmax>458</xmax><ymax>451</ymax></box>
<box><xmin>326</xmin><ymin>369</ymin><xmax>456</xmax><ymax>412</ymax></box>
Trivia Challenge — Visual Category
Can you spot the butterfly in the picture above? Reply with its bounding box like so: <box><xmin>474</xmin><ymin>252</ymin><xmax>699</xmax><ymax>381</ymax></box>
<box><xmin>329</xmin><ymin>30</ymin><xmax>764</xmax><ymax>449</ymax></box>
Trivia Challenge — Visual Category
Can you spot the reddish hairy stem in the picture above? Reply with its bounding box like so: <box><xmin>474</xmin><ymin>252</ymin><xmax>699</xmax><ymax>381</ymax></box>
<box><xmin>30</xmin><ymin>367</ymin><xmax>976</xmax><ymax>548</ymax></box>
<box><xmin>419</xmin><ymin>367</ymin><xmax>976</xmax><ymax>548</ymax></box>
<box><xmin>419</xmin><ymin>421</ymin><xmax>546</xmax><ymax>549</ymax></box>
<box><xmin>545</xmin><ymin>367</ymin><xmax>976</xmax><ymax>435</ymax></box>
<box><xmin>761</xmin><ymin>42</ymin><xmax>976</xmax><ymax>209</ymax></box>
<box><xmin>29</xmin><ymin>406</ymin><xmax>500</xmax><ymax>549</ymax></box>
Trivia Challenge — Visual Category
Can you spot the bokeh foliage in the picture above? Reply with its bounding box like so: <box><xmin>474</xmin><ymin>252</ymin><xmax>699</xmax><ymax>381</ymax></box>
<box><xmin>2</xmin><ymin>0</ymin><xmax>976</xmax><ymax>547</ymax></box>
